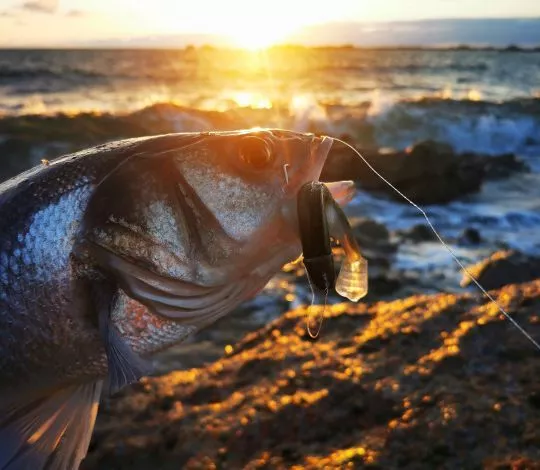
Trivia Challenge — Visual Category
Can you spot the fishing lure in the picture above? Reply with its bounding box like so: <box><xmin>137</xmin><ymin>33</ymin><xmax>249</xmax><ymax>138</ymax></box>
<box><xmin>297</xmin><ymin>181</ymin><xmax>368</xmax><ymax>302</ymax></box>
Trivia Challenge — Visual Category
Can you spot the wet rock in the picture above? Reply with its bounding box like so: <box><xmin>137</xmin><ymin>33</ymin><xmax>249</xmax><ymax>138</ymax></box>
<box><xmin>366</xmin><ymin>273</ymin><xmax>404</xmax><ymax>298</ymax></box>
<box><xmin>483</xmin><ymin>153</ymin><xmax>530</xmax><ymax>179</ymax></box>
<box><xmin>528</xmin><ymin>392</ymin><xmax>540</xmax><ymax>409</ymax></box>
<box><xmin>458</xmin><ymin>227</ymin><xmax>482</xmax><ymax>245</ymax></box>
<box><xmin>397</xmin><ymin>223</ymin><xmax>437</xmax><ymax>243</ymax></box>
<box><xmin>0</xmin><ymin>103</ymin><xmax>242</xmax><ymax>182</ymax></box>
<box><xmin>461</xmin><ymin>250</ymin><xmax>540</xmax><ymax>290</ymax></box>
<box><xmin>83</xmin><ymin>280</ymin><xmax>540</xmax><ymax>470</ymax></box>
<box><xmin>321</xmin><ymin>140</ymin><xmax>530</xmax><ymax>205</ymax></box>
<box><xmin>0</xmin><ymin>138</ymin><xmax>35</xmax><ymax>180</ymax></box>
<box><xmin>352</xmin><ymin>217</ymin><xmax>396</xmax><ymax>258</ymax></box>
<box><xmin>353</xmin><ymin>217</ymin><xmax>390</xmax><ymax>243</ymax></box>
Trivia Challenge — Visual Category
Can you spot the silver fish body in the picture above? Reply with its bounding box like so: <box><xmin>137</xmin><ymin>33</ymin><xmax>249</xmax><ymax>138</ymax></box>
<box><xmin>0</xmin><ymin>143</ymin><xmax>128</xmax><ymax>406</ymax></box>
<box><xmin>0</xmin><ymin>130</ymin><xmax>335</xmax><ymax>469</ymax></box>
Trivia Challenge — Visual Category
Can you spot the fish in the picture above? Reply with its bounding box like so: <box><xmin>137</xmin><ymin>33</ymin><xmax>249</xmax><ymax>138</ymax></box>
<box><xmin>0</xmin><ymin>129</ymin><xmax>358</xmax><ymax>470</ymax></box>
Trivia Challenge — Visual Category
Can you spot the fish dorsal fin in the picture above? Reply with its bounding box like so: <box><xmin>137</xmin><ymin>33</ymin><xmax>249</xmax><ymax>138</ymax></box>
<box><xmin>0</xmin><ymin>381</ymin><xmax>102</xmax><ymax>470</ymax></box>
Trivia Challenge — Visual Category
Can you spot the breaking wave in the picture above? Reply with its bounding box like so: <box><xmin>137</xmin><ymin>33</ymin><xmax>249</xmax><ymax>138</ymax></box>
<box><xmin>365</xmin><ymin>97</ymin><xmax>540</xmax><ymax>157</ymax></box>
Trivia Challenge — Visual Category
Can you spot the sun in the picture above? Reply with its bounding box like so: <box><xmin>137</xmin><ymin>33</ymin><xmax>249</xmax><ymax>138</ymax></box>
<box><xmin>133</xmin><ymin>0</ymin><xmax>324</xmax><ymax>50</ymax></box>
<box><xmin>224</xmin><ymin>20</ymin><xmax>296</xmax><ymax>50</ymax></box>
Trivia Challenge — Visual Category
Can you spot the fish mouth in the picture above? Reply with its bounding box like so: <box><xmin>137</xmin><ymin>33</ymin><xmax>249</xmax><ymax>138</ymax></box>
<box><xmin>311</xmin><ymin>135</ymin><xmax>335</xmax><ymax>182</ymax></box>
<box><xmin>305</xmin><ymin>135</ymin><xmax>357</xmax><ymax>206</ymax></box>
<box><xmin>285</xmin><ymin>135</ymin><xmax>356</xmax><ymax>204</ymax></box>
<box><xmin>280</xmin><ymin>134</ymin><xmax>356</xmax><ymax>239</ymax></box>
<box><xmin>281</xmin><ymin>135</ymin><xmax>334</xmax><ymax>197</ymax></box>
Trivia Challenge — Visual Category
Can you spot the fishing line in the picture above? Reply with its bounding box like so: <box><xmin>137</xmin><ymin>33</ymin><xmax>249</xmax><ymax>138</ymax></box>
<box><xmin>306</xmin><ymin>273</ymin><xmax>329</xmax><ymax>339</ymax></box>
<box><xmin>329</xmin><ymin>136</ymin><xmax>540</xmax><ymax>352</ymax></box>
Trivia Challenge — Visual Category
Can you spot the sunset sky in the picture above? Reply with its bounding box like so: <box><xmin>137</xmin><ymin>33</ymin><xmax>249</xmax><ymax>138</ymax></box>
<box><xmin>1</xmin><ymin>0</ymin><xmax>540</xmax><ymax>47</ymax></box>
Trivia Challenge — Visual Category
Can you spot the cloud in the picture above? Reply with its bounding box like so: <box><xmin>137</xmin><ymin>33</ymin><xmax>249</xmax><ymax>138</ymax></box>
<box><xmin>20</xmin><ymin>0</ymin><xmax>58</xmax><ymax>14</ymax></box>
<box><xmin>0</xmin><ymin>11</ymin><xmax>15</xmax><ymax>17</ymax></box>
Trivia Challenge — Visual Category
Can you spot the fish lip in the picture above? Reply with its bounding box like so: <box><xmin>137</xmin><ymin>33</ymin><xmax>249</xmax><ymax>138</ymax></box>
<box><xmin>283</xmin><ymin>135</ymin><xmax>334</xmax><ymax>197</ymax></box>
<box><xmin>312</xmin><ymin>135</ymin><xmax>334</xmax><ymax>181</ymax></box>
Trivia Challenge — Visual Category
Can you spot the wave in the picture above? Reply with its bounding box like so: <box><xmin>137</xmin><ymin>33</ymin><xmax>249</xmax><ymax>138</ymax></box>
<box><xmin>2</xmin><ymin>98</ymin><xmax>540</xmax><ymax>160</ymax></box>
<box><xmin>0</xmin><ymin>64</ymin><xmax>196</xmax><ymax>90</ymax></box>
<box><xmin>364</xmin><ymin>97</ymin><xmax>540</xmax><ymax>157</ymax></box>
<box><xmin>315</xmin><ymin>62</ymin><xmax>489</xmax><ymax>74</ymax></box>
<box><xmin>0</xmin><ymin>61</ymin><xmax>491</xmax><ymax>85</ymax></box>
<box><xmin>0</xmin><ymin>65</ymin><xmax>106</xmax><ymax>81</ymax></box>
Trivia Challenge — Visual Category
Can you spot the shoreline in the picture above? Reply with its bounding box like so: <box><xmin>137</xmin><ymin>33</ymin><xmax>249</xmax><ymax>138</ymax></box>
<box><xmin>83</xmin><ymin>279</ymin><xmax>540</xmax><ymax>469</ymax></box>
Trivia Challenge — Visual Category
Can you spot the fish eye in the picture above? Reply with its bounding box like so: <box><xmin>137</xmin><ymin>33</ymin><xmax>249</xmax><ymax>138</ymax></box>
<box><xmin>239</xmin><ymin>136</ymin><xmax>274</xmax><ymax>170</ymax></box>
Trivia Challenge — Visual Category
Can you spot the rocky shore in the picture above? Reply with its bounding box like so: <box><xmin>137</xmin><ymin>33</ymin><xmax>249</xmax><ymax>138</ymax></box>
<box><xmin>321</xmin><ymin>139</ymin><xmax>530</xmax><ymax>205</ymax></box>
<box><xmin>82</xmin><ymin>279</ymin><xmax>540</xmax><ymax>470</ymax></box>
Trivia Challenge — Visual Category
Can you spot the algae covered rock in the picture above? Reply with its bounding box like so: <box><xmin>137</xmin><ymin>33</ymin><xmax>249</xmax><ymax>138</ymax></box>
<box><xmin>83</xmin><ymin>280</ymin><xmax>540</xmax><ymax>470</ymax></box>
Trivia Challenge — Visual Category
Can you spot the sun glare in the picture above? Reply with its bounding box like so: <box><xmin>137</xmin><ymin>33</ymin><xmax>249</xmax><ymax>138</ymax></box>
<box><xmin>137</xmin><ymin>0</ymin><xmax>314</xmax><ymax>50</ymax></box>
<box><xmin>226</xmin><ymin>22</ymin><xmax>296</xmax><ymax>50</ymax></box>
<box><xmin>232</xmin><ymin>92</ymin><xmax>273</xmax><ymax>109</ymax></box>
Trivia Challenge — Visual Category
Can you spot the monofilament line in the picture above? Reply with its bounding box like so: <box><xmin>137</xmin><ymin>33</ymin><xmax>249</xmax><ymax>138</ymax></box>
<box><xmin>331</xmin><ymin>137</ymin><xmax>540</xmax><ymax>352</ymax></box>
<box><xmin>305</xmin><ymin>272</ymin><xmax>329</xmax><ymax>339</ymax></box>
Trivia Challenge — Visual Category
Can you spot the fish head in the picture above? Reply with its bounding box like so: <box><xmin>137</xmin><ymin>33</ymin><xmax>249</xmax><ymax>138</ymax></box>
<box><xmin>173</xmin><ymin>129</ymin><xmax>333</xmax><ymax>247</ymax></box>
<box><xmin>80</xmin><ymin>129</ymin><xmax>340</xmax><ymax>334</ymax></box>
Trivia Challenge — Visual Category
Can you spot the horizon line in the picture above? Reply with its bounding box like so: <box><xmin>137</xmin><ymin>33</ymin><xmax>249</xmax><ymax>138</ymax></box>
<box><xmin>1</xmin><ymin>43</ymin><xmax>540</xmax><ymax>51</ymax></box>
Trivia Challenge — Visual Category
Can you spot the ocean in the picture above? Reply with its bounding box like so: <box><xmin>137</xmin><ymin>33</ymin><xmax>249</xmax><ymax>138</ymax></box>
<box><xmin>1</xmin><ymin>47</ymin><xmax>540</xmax><ymax>292</ymax></box>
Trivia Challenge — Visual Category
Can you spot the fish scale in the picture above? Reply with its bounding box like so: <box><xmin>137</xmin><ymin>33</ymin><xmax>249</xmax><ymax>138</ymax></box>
<box><xmin>0</xmin><ymin>169</ymin><xmax>118</xmax><ymax>406</ymax></box>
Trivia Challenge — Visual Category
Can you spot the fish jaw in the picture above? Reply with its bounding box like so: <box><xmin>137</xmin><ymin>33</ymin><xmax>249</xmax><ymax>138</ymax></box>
<box><xmin>307</xmin><ymin>135</ymin><xmax>335</xmax><ymax>185</ymax></box>
<box><xmin>283</xmin><ymin>135</ymin><xmax>356</xmax><ymax>206</ymax></box>
<box><xmin>282</xmin><ymin>135</ymin><xmax>334</xmax><ymax>198</ymax></box>
<box><xmin>279</xmin><ymin>135</ymin><xmax>335</xmax><ymax>234</ymax></box>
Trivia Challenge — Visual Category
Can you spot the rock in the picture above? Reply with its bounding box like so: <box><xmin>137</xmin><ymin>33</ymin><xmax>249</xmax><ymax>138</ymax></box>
<box><xmin>0</xmin><ymin>138</ymin><xmax>35</xmax><ymax>181</ymax></box>
<box><xmin>83</xmin><ymin>280</ymin><xmax>540</xmax><ymax>470</ymax></box>
<box><xmin>461</xmin><ymin>250</ymin><xmax>540</xmax><ymax>290</ymax></box>
<box><xmin>458</xmin><ymin>227</ymin><xmax>482</xmax><ymax>245</ymax></box>
<box><xmin>321</xmin><ymin>140</ymin><xmax>529</xmax><ymax>205</ymax></box>
<box><xmin>397</xmin><ymin>223</ymin><xmax>437</xmax><ymax>243</ymax></box>
<box><xmin>484</xmin><ymin>153</ymin><xmax>530</xmax><ymax>179</ymax></box>
<box><xmin>366</xmin><ymin>273</ymin><xmax>403</xmax><ymax>297</ymax></box>
<box><xmin>353</xmin><ymin>218</ymin><xmax>391</xmax><ymax>246</ymax></box>
<box><xmin>460</xmin><ymin>151</ymin><xmax>531</xmax><ymax>180</ymax></box>
<box><xmin>525</xmin><ymin>136</ymin><xmax>539</xmax><ymax>146</ymax></box>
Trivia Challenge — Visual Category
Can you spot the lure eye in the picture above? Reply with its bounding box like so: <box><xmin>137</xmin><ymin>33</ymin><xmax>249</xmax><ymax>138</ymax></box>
<box><xmin>239</xmin><ymin>136</ymin><xmax>274</xmax><ymax>170</ymax></box>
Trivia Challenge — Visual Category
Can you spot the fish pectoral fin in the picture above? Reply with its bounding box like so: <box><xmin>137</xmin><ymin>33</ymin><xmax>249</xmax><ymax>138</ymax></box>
<box><xmin>0</xmin><ymin>380</ymin><xmax>103</xmax><ymax>470</ymax></box>
<box><xmin>100</xmin><ymin>312</ymin><xmax>151</xmax><ymax>395</ymax></box>
<box><xmin>93</xmin><ymin>281</ymin><xmax>152</xmax><ymax>395</ymax></box>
